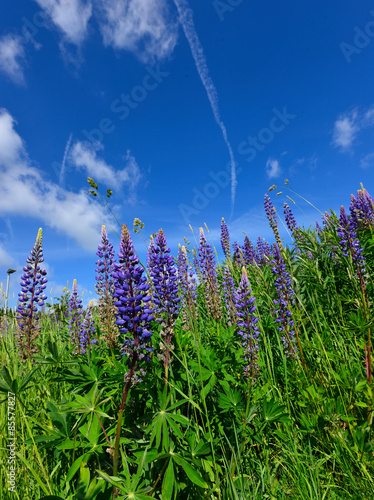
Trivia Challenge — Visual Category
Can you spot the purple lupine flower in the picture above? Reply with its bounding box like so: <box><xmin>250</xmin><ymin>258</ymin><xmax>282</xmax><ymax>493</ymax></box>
<box><xmin>315</xmin><ymin>221</ymin><xmax>323</xmax><ymax>235</ymax></box>
<box><xmin>232</xmin><ymin>241</ymin><xmax>245</xmax><ymax>269</ymax></box>
<box><xmin>234</xmin><ymin>267</ymin><xmax>261</xmax><ymax>381</ymax></box>
<box><xmin>112</xmin><ymin>225</ymin><xmax>154</xmax><ymax>385</ymax></box>
<box><xmin>284</xmin><ymin>202</ymin><xmax>298</xmax><ymax>236</ymax></box>
<box><xmin>337</xmin><ymin>206</ymin><xmax>366</xmax><ymax>281</ymax></box>
<box><xmin>221</xmin><ymin>265</ymin><xmax>237</xmax><ymax>327</ymax></box>
<box><xmin>198</xmin><ymin>227</ymin><xmax>222</xmax><ymax>320</ymax></box>
<box><xmin>80</xmin><ymin>301</ymin><xmax>98</xmax><ymax>354</ymax></box>
<box><xmin>243</xmin><ymin>236</ymin><xmax>256</xmax><ymax>266</ymax></box>
<box><xmin>220</xmin><ymin>217</ymin><xmax>231</xmax><ymax>259</ymax></box>
<box><xmin>349</xmin><ymin>186</ymin><xmax>374</xmax><ymax>231</ymax></box>
<box><xmin>177</xmin><ymin>245</ymin><xmax>198</xmax><ymax>330</ymax></box>
<box><xmin>67</xmin><ymin>279</ymin><xmax>84</xmax><ymax>354</ymax></box>
<box><xmin>95</xmin><ymin>225</ymin><xmax>118</xmax><ymax>348</ymax></box>
<box><xmin>270</xmin><ymin>244</ymin><xmax>297</xmax><ymax>359</ymax></box>
<box><xmin>148</xmin><ymin>229</ymin><xmax>181</xmax><ymax>374</ymax></box>
<box><xmin>264</xmin><ymin>194</ymin><xmax>283</xmax><ymax>249</ymax></box>
<box><xmin>256</xmin><ymin>237</ymin><xmax>266</xmax><ymax>265</ymax></box>
<box><xmin>322</xmin><ymin>211</ymin><xmax>334</xmax><ymax>231</ymax></box>
<box><xmin>16</xmin><ymin>228</ymin><xmax>48</xmax><ymax>360</ymax></box>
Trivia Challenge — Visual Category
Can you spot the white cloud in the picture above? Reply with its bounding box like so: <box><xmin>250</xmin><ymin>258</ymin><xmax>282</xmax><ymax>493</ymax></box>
<box><xmin>0</xmin><ymin>35</ymin><xmax>26</xmax><ymax>85</ymax></box>
<box><xmin>0</xmin><ymin>243</ymin><xmax>17</xmax><ymax>268</ymax></box>
<box><xmin>70</xmin><ymin>141</ymin><xmax>142</xmax><ymax>202</ymax></box>
<box><xmin>332</xmin><ymin>106</ymin><xmax>374</xmax><ymax>152</ymax></box>
<box><xmin>360</xmin><ymin>152</ymin><xmax>374</xmax><ymax>169</ymax></box>
<box><xmin>0</xmin><ymin>109</ymin><xmax>110</xmax><ymax>251</ymax></box>
<box><xmin>34</xmin><ymin>0</ymin><xmax>92</xmax><ymax>45</ymax></box>
<box><xmin>266</xmin><ymin>158</ymin><xmax>281</xmax><ymax>179</ymax></box>
<box><xmin>95</xmin><ymin>0</ymin><xmax>178</xmax><ymax>63</ymax></box>
<box><xmin>332</xmin><ymin>109</ymin><xmax>359</xmax><ymax>151</ymax></box>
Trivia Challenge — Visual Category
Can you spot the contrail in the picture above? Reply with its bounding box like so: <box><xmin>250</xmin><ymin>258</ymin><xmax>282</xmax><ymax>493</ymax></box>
<box><xmin>173</xmin><ymin>0</ymin><xmax>237</xmax><ymax>218</ymax></box>
<box><xmin>59</xmin><ymin>133</ymin><xmax>73</xmax><ymax>186</ymax></box>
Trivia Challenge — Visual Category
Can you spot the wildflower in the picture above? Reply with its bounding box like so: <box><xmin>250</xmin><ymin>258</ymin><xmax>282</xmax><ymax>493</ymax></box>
<box><xmin>337</xmin><ymin>206</ymin><xmax>366</xmax><ymax>280</ymax></box>
<box><xmin>243</xmin><ymin>236</ymin><xmax>256</xmax><ymax>266</ymax></box>
<box><xmin>16</xmin><ymin>228</ymin><xmax>47</xmax><ymax>360</ymax></box>
<box><xmin>264</xmin><ymin>194</ymin><xmax>283</xmax><ymax>249</ymax></box>
<box><xmin>222</xmin><ymin>265</ymin><xmax>237</xmax><ymax>326</ymax></box>
<box><xmin>95</xmin><ymin>225</ymin><xmax>119</xmax><ymax>348</ymax></box>
<box><xmin>349</xmin><ymin>186</ymin><xmax>374</xmax><ymax>231</ymax></box>
<box><xmin>112</xmin><ymin>225</ymin><xmax>154</xmax><ymax>386</ymax></box>
<box><xmin>232</xmin><ymin>241</ymin><xmax>245</xmax><ymax>269</ymax></box>
<box><xmin>220</xmin><ymin>217</ymin><xmax>231</xmax><ymax>259</ymax></box>
<box><xmin>67</xmin><ymin>279</ymin><xmax>84</xmax><ymax>354</ymax></box>
<box><xmin>177</xmin><ymin>245</ymin><xmax>197</xmax><ymax>330</ymax></box>
<box><xmin>270</xmin><ymin>245</ymin><xmax>297</xmax><ymax>359</ymax></box>
<box><xmin>198</xmin><ymin>228</ymin><xmax>222</xmax><ymax>320</ymax></box>
<box><xmin>80</xmin><ymin>301</ymin><xmax>98</xmax><ymax>353</ymax></box>
<box><xmin>148</xmin><ymin>229</ymin><xmax>181</xmax><ymax>376</ymax></box>
<box><xmin>234</xmin><ymin>267</ymin><xmax>261</xmax><ymax>381</ymax></box>
<box><xmin>283</xmin><ymin>202</ymin><xmax>298</xmax><ymax>236</ymax></box>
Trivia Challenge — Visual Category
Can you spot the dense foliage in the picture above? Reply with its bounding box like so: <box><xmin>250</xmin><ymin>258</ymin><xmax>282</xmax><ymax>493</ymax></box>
<box><xmin>1</xmin><ymin>183</ymin><xmax>374</xmax><ymax>499</ymax></box>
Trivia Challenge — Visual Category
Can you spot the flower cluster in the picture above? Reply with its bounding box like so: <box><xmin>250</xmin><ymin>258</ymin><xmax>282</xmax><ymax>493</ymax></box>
<box><xmin>148</xmin><ymin>229</ymin><xmax>181</xmax><ymax>373</ymax></box>
<box><xmin>270</xmin><ymin>245</ymin><xmax>297</xmax><ymax>359</ymax></box>
<box><xmin>177</xmin><ymin>245</ymin><xmax>198</xmax><ymax>330</ymax></box>
<box><xmin>232</xmin><ymin>241</ymin><xmax>245</xmax><ymax>269</ymax></box>
<box><xmin>220</xmin><ymin>217</ymin><xmax>231</xmax><ymax>259</ymax></box>
<box><xmin>221</xmin><ymin>265</ymin><xmax>236</xmax><ymax>327</ymax></box>
<box><xmin>234</xmin><ymin>267</ymin><xmax>261</xmax><ymax>381</ymax></box>
<box><xmin>95</xmin><ymin>225</ymin><xmax>119</xmax><ymax>348</ymax></box>
<box><xmin>112</xmin><ymin>225</ymin><xmax>154</xmax><ymax>385</ymax></box>
<box><xmin>80</xmin><ymin>301</ymin><xmax>98</xmax><ymax>354</ymax></box>
<box><xmin>264</xmin><ymin>194</ymin><xmax>283</xmax><ymax>249</ymax></box>
<box><xmin>16</xmin><ymin>228</ymin><xmax>48</xmax><ymax>360</ymax></box>
<box><xmin>198</xmin><ymin>228</ymin><xmax>222</xmax><ymax>320</ymax></box>
<box><xmin>243</xmin><ymin>236</ymin><xmax>256</xmax><ymax>266</ymax></box>
<box><xmin>283</xmin><ymin>202</ymin><xmax>298</xmax><ymax>236</ymax></box>
<box><xmin>349</xmin><ymin>186</ymin><xmax>374</xmax><ymax>231</ymax></box>
<box><xmin>337</xmin><ymin>206</ymin><xmax>366</xmax><ymax>280</ymax></box>
<box><xmin>67</xmin><ymin>279</ymin><xmax>84</xmax><ymax>355</ymax></box>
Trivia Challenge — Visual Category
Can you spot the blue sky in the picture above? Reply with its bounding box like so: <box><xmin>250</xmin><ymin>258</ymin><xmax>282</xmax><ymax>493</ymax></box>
<box><xmin>1</xmin><ymin>0</ymin><xmax>374</xmax><ymax>307</ymax></box>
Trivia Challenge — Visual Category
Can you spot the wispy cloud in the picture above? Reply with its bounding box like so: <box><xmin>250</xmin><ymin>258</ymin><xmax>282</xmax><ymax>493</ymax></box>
<box><xmin>59</xmin><ymin>132</ymin><xmax>73</xmax><ymax>185</ymax></box>
<box><xmin>0</xmin><ymin>108</ymin><xmax>109</xmax><ymax>252</ymax></box>
<box><xmin>332</xmin><ymin>106</ymin><xmax>374</xmax><ymax>151</ymax></box>
<box><xmin>34</xmin><ymin>0</ymin><xmax>93</xmax><ymax>45</ymax></box>
<box><xmin>95</xmin><ymin>0</ymin><xmax>178</xmax><ymax>63</ymax></box>
<box><xmin>70</xmin><ymin>141</ymin><xmax>142</xmax><ymax>202</ymax></box>
<box><xmin>266</xmin><ymin>158</ymin><xmax>281</xmax><ymax>179</ymax></box>
<box><xmin>172</xmin><ymin>0</ymin><xmax>237</xmax><ymax>218</ymax></box>
<box><xmin>360</xmin><ymin>152</ymin><xmax>374</xmax><ymax>169</ymax></box>
<box><xmin>0</xmin><ymin>34</ymin><xmax>27</xmax><ymax>85</ymax></box>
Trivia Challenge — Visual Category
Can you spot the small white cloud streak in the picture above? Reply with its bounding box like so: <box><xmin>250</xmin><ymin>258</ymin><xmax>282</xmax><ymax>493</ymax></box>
<box><xmin>172</xmin><ymin>0</ymin><xmax>237</xmax><ymax>217</ymax></box>
<box><xmin>360</xmin><ymin>152</ymin><xmax>374</xmax><ymax>169</ymax></box>
<box><xmin>0</xmin><ymin>34</ymin><xmax>26</xmax><ymax>85</ymax></box>
<box><xmin>332</xmin><ymin>110</ymin><xmax>359</xmax><ymax>151</ymax></box>
<box><xmin>59</xmin><ymin>132</ymin><xmax>73</xmax><ymax>185</ymax></box>
<box><xmin>266</xmin><ymin>158</ymin><xmax>281</xmax><ymax>179</ymax></box>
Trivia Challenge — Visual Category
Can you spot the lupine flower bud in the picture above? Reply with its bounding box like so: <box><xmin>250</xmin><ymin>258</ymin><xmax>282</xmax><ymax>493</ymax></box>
<box><xmin>234</xmin><ymin>267</ymin><xmax>261</xmax><ymax>381</ymax></box>
<box><xmin>198</xmin><ymin>228</ymin><xmax>222</xmax><ymax>321</ymax></box>
<box><xmin>220</xmin><ymin>218</ymin><xmax>231</xmax><ymax>259</ymax></box>
<box><xmin>16</xmin><ymin>228</ymin><xmax>48</xmax><ymax>360</ymax></box>
<box><xmin>243</xmin><ymin>236</ymin><xmax>256</xmax><ymax>266</ymax></box>
<box><xmin>283</xmin><ymin>202</ymin><xmax>298</xmax><ymax>236</ymax></box>
<box><xmin>270</xmin><ymin>245</ymin><xmax>297</xmax><ymax>359</ymax></box>
<box><xmin>80</xmin><ymin>301</ymin><xmax>98</xmax><ymax>353</ymax></box>
<box><xmin>67</xmin><ymin>279</ymin><xmax>84</xmax><ymax>354</ymax></box>
<box><xmin>349</xmin><ymin>186</ymin><xmax>374</xmax><ymax>231</ymax></box>
<box><xmin>221</xmin><ymin>265</ymin><xmax>236</xmax><ymax>327</ymax></box>
<box><xmin>95</xmin><ymin>225</ymin><xmax>119</xmax><ymax>348</ymax></box>
<box><xmin>177</xmin><ymin>245</ymin><xmax>198</xmax><ymax>330</ymax></box>
<box><xmin>264</xmin><ymin>194</ymin><xmax>283</xmax><ymax>250</ymax></box>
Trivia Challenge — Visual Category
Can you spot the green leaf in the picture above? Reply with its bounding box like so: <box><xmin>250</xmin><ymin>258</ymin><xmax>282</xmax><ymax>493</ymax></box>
<box><xmin>66</xmin><ymin>454</ymin><xmax>90</xmax><ymax>483</ymax></box>
<box><xmin>173</xmin><ymin>455</ymin><xmax>208</xmax><ymax>488</ymax></box>
<box><xmin>162</xmin><ymin>459</ymin><xmax>175</xmax><ymax>500</ymax></box>
<box><xmin>15</xmin><ymin>452</ymin><xmax>50</xmax><ymax>495</ymax></box>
